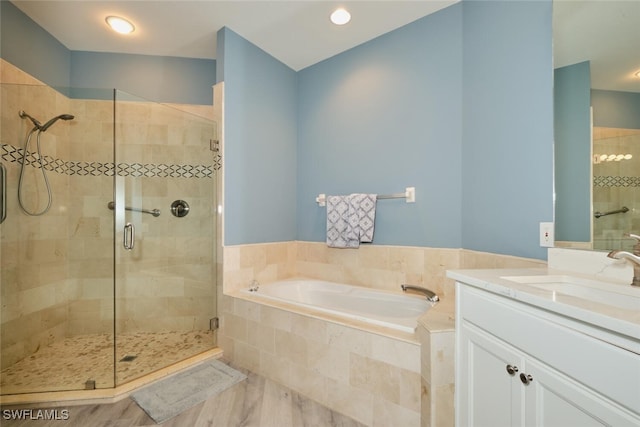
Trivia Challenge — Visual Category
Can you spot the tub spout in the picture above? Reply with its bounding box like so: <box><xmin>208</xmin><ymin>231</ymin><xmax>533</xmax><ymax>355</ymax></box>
<box><xmin>401</xmin><ymin>284</ymin><xmax>439</xmax><ymax>303</ymax></box>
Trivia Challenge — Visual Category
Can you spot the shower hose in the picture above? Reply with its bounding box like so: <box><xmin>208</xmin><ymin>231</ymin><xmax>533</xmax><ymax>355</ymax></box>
<box><xmin>18</xmin><ymin>127</ymin><xmax>53</xmax><ymax>216</ymax></box>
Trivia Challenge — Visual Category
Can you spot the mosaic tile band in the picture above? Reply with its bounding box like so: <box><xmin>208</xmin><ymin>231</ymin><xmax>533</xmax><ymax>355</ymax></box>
<box><xmin>594</xmin><ymin>176</ymin><xmax>640</xmax><ymax>187</ymax></box>
<box><xmin>1</xmin><ymin>143</ymin><xmax>220</xmax><ymax>178</ymax></box>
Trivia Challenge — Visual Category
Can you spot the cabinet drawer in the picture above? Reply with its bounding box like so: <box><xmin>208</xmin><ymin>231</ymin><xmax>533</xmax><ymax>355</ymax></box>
<box><xmin>458</xmin><ymin>283</ymin><xmax>640</xmax><ymax>414</ymax></box>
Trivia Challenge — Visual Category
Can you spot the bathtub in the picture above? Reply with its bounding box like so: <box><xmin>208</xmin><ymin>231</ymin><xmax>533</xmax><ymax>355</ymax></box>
<box><xmin>241</xmin><ymin>279</ymin><xmax>435</xmax><ymax>333</ymax></box>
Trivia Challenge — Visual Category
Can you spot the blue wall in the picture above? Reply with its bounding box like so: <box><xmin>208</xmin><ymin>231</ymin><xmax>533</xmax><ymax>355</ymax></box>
<box><xmin>592</xmin><ymin>89</ymin><xmax>640</xmax><ymax>130</ymax></box>
<box><xmin>70</xmin><ymin>52</ymin><xmax>216</xmax><ymax>105</ymax></box>
<box><xmin>6</xmin><ymin>0</ymin><xmax>556</xmax><ymax>259</ymax></box>
<box><xmin>218</xmin><ymin>28</ymin><xmax>298</xmax><ymax>244</ymax></box>
<box><xmin>0</xmin><ymin>0</ymin><xmax>70</xmax><ymax>90</ymax></box>
<box><xmin>554</xmin><ymin>61</ymin><xmax>591</xmax><ymax>242</ymax></box>
<box><xmin>221</xmin><ymin>0</ymin><xmax>554</xmax><ymax>260</ymax></box>
<box><xmin>297</xmin><ymin>4</ymin><xmax>463</xmax><ymax>248</ymax></box>
<box><xmin>461</xmin><ymin>0</ymin><xmax>553</xmax><ymax>259</ymax></box>
<box><xmin>0</xmin><ymin>1</ymin><xmax>215</xmax><ymax>105</ymax></box>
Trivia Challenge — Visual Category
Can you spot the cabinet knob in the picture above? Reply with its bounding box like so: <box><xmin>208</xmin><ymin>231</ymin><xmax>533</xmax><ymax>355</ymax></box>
<box><xmin>519</xmin><ymin>373</ymin><xmax>534</xmax><ymax>385</ymax></box>
<box><xmin>506</xmin><ymin>364</ymin><xmax>519</xmax><ymax>375</ymax></box>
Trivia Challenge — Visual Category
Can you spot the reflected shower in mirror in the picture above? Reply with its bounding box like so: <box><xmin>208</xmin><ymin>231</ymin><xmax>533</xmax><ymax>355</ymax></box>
<box><xmin>553</xmin><ymin>0</ymin><xmax>640</xmax><ymax>251</ymax></box>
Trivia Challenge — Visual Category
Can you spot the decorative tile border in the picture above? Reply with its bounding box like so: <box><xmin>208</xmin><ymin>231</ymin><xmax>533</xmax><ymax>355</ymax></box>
<box><xmin>2</xmin><ymin>143</ymin><xmax>219</xmax><ymax>178</ymax></box>
<box><xmin>594</xmin><ymin>176</ymin><xmax>640</xmax><ymax>187</ymax></box>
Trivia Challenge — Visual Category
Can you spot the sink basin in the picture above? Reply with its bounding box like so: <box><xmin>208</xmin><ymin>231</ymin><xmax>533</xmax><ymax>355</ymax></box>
<box><xmin>500</xmin><ymin>275</ymin><xmax>640</xmax><ymax>311</ymax></box>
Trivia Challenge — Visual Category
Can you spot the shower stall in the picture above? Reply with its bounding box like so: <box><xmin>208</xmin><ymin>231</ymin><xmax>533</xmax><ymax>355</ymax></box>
<box><xmin>0</xmin><ymin>81</ymin><xmax>219</xmax><ymax>396</ymax></box>
<box><xmin>592</xmin><ymin>127</ymin><xmax>640</xmax><ymax>250</ymax></box>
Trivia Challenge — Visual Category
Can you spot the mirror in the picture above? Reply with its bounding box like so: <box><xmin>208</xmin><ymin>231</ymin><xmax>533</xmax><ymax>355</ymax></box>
<box><xmin>553</xmin><ymin>0</ymin><xmax>640</xmax><ymax>251</ymax></box>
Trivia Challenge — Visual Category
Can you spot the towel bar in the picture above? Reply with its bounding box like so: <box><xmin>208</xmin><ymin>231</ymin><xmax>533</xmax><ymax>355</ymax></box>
<box><xmin>315</xmin><ymin>187</ymin><xmax>415</xmax><ymax>207</ymax></box>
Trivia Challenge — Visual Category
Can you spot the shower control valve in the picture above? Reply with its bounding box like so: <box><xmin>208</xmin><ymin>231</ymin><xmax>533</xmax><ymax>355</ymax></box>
<box><xmin>170</xmin><ymin>200</ymin><xmax>190</xmax><ymax>217</ymax></box>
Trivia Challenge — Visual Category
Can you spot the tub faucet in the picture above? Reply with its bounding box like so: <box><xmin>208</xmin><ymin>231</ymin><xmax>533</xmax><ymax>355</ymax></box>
<box><xmin>401</xmin><ymin>284</ymin><xmax>439</xmax><ymax>303</ymax></box>
<box><xmin>607</xmin><ymin>233</ymin><xmax>640</xmax><ymax>287</ymax></box>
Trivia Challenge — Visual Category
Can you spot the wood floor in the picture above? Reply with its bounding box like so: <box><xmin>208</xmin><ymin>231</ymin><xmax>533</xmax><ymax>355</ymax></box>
<box><xmin>1</xmin><ymin>364</ymin><xmax>366</xmax><ymax>427</ymax></box>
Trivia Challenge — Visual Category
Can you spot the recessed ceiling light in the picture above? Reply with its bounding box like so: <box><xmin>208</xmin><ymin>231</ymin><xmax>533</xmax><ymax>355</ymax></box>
<box><xmin>330</xmin><ymin>8</ymin><xmax>351</xmax><ymax>25</ymax></box>
<box><xmin>105</xmin><ymin>16</ymin><xmax>135</xmax><ymax>35</ymax></box>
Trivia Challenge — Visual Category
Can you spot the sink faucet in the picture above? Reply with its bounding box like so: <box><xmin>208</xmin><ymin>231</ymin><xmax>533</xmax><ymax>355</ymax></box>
<box><xmin>607</xmin><ymin>233</ymin><xmax>640</xmax><ymax>287</ymax></box>
<box><xmin>401</xmin><ymin>284</ymin><xmax>440</xmax><ymax>303</ymax></box>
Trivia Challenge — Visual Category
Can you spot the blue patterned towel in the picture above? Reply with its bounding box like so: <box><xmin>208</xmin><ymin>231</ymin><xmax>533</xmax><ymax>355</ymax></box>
<box><xmin>348</xmin><ymin>193</ymin><xmax>377</xmax><ymax>243</ymax></box>
<box><xmin>326</xmin><ymin>194</ymin><xmax>377</xmax><ymax>248</ymax></box>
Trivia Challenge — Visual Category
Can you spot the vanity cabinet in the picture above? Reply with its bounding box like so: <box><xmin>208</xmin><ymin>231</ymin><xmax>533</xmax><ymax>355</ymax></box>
<box><xmin>455</xmin><ymin>282</ymin><xmax>640</xmax><ymax>427</ymax></box>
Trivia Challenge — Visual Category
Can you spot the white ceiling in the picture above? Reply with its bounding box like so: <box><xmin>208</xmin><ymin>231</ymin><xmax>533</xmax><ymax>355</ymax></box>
<box><xmin>11</xmin><ymin>1</ymin><xmax>640</xmax><ymax>91</ymax></box>
<box><xmin>11</xmin><ymin>0</ymin><xmax>458</xmax><ymax>71</ymax></box>
<box><xmin>553</xmin><ymin>0</ymin><xmax>640</xmax><ymax>93</ymax></box>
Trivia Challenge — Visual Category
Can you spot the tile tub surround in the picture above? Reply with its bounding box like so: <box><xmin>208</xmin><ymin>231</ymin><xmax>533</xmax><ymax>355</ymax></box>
<box><xmin>219</xmin><ymin>293</ymin><xmax>423</xmax><ymax>426</ymax></box>
<box><xmin>222</xmin><ymin>241</ymin><xmax>546</xmax><ymax>297</ymax></box>
<box><xmin>417</xmin><ymin>299</ymin><xmax>455</xmax><ymax>427</ymax></box>
<box><xmin>221</xmin><ymin>241</ymin><xmax>545</xmax><ymax>426</ymax></box>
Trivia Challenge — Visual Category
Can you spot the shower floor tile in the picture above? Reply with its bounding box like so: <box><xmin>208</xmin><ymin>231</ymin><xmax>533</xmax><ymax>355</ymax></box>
<box><xmin>1</xmin><ymin>330</ymin><xmax>215</xmax><ymax>395</ymax></box>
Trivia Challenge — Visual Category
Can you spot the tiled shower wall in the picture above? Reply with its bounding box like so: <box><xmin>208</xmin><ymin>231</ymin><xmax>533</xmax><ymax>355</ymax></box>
<box><xmin>593</xmin><ymin>127</ymin><xmax>640</xmax><ymax>250</ymax></box>
<box><xmin>1</xmin><ymin>59</ymin><xmax>218</xmax><ymax>368</ymax></box>
<box><xmin>1</xmin><ymin>60</ymin><xmax>74</xmax><ymax>368</ymax></box>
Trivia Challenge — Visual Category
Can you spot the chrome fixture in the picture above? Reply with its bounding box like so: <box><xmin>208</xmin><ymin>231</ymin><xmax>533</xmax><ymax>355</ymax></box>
<box><xmin>40</xmin><ymin>114</ymin><xmax>74</xmax><ymax>133</ymax></box>
<box><xmin>248</xmin><ymin>280</ymin><xmax>259</xmax><ymax>292</ymax></box>
<box><xmin>19</xmin><ymin>110</ymin><xmax>74</xmax><ymax>133</ymax></box>
<box><xmin>18</xmin><ymin>110</ymin><xmax>42</xmax><ymax>129</ymax></box>
<box><xmin>170</xmin><ymin>200</ymin><xmax>190</xmax><ymax>217</ymax></box>
<box><xmin>594</xmin><ymin>206</ymin><xmax>629</xmax><ymax>218</ymax></box>
<box><xmin>401</xmin><ymin>284</ymin><xmax>439</xmax><ymax>303</ymax></box>
<box><xmin>123</xmin><ymin>222</ymin><xmax>135</xmax><ymax>250</ymax></box>
<box><xmin>607</xmin><ymin>233</ymin><xmax>640</xmax><ymax>287</ymax></box>
<box><xmin>316</xmin><ymin>187</ymin><xmax>415</xmax><ymax>206</ymax></box>
<box><xmin>107</xmin><ymin>201</ymin><xmax>160</xmax><ymax>217</ymax></box>
<box><xmin>1</xmin><ymin>163</ymin><xmax>6</xmax><ymax>224</ymax></box>
<box><xmin>17</xmin><ymin>110</ymin><xmax>74</xmax><ymax>215</ymax></box>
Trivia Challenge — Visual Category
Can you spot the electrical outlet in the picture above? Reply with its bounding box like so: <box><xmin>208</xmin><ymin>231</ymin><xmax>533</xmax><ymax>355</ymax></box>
<box><xmin>540</xmin><ymin>222</ymin><xmax>554</xmax><ymax>247</ymax></box>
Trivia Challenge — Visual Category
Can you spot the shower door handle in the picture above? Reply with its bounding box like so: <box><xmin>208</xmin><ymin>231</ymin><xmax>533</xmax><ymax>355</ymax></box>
<box><xmin>1</xmin><ymin>163</ymin><xmax>6</xmax><ymax>224</ymax></box>
<box><xmin>123</xmin><ymin>222</ymin><xmax>135</xmax><ymax>250</ymax></box>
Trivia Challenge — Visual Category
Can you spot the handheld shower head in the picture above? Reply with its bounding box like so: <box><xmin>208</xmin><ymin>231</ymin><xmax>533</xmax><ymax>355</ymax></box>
<box><xmin>19</xmin><ymin>110</ymin><xmax>42</xmax><ymax>130</ymax></box>
<box><xmin>40</xmin><ymin>114</ymin><xmax>74</xmax><ymax>132</ymax></box>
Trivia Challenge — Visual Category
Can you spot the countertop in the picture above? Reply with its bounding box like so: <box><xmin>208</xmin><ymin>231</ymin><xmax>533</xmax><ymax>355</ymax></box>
<box><xmin>447</xmin><ymin>267</ymin><xmax>640</xmax><ymax>346</ymax></box>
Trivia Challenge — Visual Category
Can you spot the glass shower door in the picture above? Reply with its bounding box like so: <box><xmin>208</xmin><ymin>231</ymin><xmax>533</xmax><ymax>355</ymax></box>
<box><xmin>113</xmin><ymin>90</ymin><xmax>218</xmax><ymax>385</ymax></box>
<box><xmin>1</xmin><ymin>84</ymin><xmax>116</xmax><ymax>394</ymax></box>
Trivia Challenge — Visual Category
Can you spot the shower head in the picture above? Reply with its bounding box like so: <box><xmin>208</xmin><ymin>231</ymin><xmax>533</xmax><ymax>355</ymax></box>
<box><xmin>19</xmin><ymin>110</ymin><xmax>42</xmax><ymax>130</ymax></box>
<box><xmin>40</xmin><ymin>114</ymin><xmax>75</xmax><ymax>132</ymax></box>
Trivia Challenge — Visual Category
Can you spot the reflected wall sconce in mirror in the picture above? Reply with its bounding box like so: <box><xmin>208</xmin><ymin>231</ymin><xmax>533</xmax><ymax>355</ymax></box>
<box><xmin>593</xmin><ymin>153</ymin><xmax>633</xmax><ymax>164</ymax></box>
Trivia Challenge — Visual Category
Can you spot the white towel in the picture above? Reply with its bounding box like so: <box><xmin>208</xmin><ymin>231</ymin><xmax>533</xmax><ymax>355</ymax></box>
<box><xmin>326</xmin><ymin>193</ymin><xmax>377</xmax><ymax>248</ymax></box>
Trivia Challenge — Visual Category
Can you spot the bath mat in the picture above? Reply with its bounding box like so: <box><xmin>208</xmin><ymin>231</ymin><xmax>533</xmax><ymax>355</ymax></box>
<box><xmin>131</xmin><ymin>359</ymin><xmax>246</xmax><ymax>424</ymax></box>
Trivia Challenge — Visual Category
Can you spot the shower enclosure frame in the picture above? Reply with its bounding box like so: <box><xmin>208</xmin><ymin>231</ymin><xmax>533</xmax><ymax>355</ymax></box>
<box><xmin>0</xmin><ymin>82</ymin><xmax>220</xmax><ymax>401</ymax></box>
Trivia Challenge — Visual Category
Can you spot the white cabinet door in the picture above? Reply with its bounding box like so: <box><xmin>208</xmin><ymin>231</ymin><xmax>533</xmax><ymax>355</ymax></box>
<box><xmin>457</xmin><ymin>321</ymin><xmax>525</xmax><ymax>427</ymax></box>
<box><xmin>456</xmin><ymin>282</ymin><xmax>640</xmax><ymax>427</ymax></box>
<box><xmin>524</xmin><ymin>358</ymin><xmax>640</xmax><ymax>427</ymax></box>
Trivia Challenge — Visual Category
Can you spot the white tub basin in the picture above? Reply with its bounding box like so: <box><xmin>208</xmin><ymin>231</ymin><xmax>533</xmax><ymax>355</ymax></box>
<box><xmin>500</xmin><ymin>275</ymin><xmax>640</xmax><ymax>311</ymax></box>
